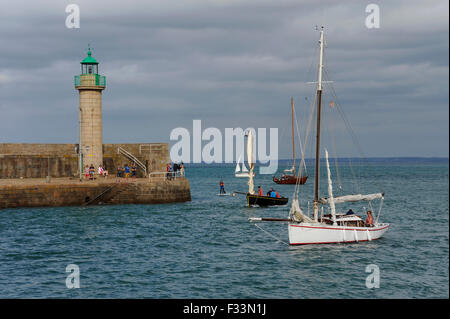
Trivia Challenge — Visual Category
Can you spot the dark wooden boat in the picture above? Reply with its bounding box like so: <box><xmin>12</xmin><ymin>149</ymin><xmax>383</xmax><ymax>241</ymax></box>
<box><xmin>273</xmin><ymin>174</ymin><xmax>308</xmax><ymax>185</ymax></box>
<box><xmin>246</xmin><ymin>193</ymin><xmax>289</xmax><ymax>207</ymax></box>
<box><xmin>273</xmin><ymin>97</ymin><xmax>308</xmax><ymax>185</ymax></box>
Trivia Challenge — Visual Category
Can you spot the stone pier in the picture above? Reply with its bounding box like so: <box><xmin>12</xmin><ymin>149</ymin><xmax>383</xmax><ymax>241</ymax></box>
<box><xmin>0</xmin><ymin>177</ymin><xmax>191</xmax><ymax>209</ymax></box>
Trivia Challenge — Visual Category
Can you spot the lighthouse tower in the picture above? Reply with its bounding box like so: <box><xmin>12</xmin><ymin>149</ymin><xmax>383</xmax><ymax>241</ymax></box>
<box><xmin>74</xmin><ymin>47</ymin><xmax>106</xmax><ymax>172</ymax></box>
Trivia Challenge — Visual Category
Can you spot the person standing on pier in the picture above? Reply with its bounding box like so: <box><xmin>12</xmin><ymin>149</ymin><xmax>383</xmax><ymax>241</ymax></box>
<box><xmin>117</xmin><ymin>164</ymin><xmax>123</xmax><ymax>182</ymax></box>
<box><xmin>84</xmin><ymin>165</ymin><xmax>90</xmax><ymax>180</ymax></box>
<box><xmin>131</xmin><ymin>163</ymin><xmax>137</xmax><ymax>180</ymax></box>
<box><xmin>124</xmin><ymin>164</ymin><xmax>130</xmax><ymax>180</ymax></box>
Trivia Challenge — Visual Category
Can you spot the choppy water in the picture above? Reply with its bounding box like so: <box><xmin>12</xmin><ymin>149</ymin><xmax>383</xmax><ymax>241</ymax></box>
<box><xmin>0</xmin><ymin>159</ymin><xmax>448</xmax><ymax>298</ymax></box>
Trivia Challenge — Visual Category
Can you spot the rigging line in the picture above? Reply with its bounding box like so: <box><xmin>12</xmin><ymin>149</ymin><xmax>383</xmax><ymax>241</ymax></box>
<box><xmin>253</xmin><ymin>223</ymin><xmax>289</xmax><ymax>246</ymax></box>
<box><xmin>322</xmin><ymin>74</ymin><xmax>343</xmax><ymax>193</ymax></box>
<box><xmin>295</xmin><ymin>87</ymin><xmax>316</xmax><ymax>196</ymax></box>
<box><xmin>321</xmin><ymin>68</ymin><xmax>366</xmax><ymax>193</ymax></box>
<box><xmin>293</xmin><ymin>101</ymin><xmax>307</xmax><ymax>174</ymax></box>
<box><xmin>322</xmin><ymin>97</ymin><xmax>343</xmax><ymax>195</ymax></box>
<box><xmin>322</xmin><ymin>69</ymin><xmax>384</xmax><ymax>193</ymax></box>
<box><xmin>322</xmin><ymin>68</ymin><xmax>366</xmax><ymax>157</ymax></box>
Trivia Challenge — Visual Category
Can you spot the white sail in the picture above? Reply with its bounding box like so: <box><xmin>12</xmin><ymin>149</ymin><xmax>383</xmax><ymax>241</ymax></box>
<box><xmin>325</xmin><ymin>149</ymin><xmax>336</xmax><ymax>225</ymax></box>
<box><xmin>284</xmin><ymin>166</ymin><xmax>295</xmax><ymax>173</ymax></box>
<box><xmin>242</xmin><ymin>164</ymin><xmax>248</xmax><ymax>172</ymax></box>
<box><xmin>235</xmin><ymin>162</ymin><xmax>240</xmax><ymax>173</ymax></box>
<box><xmin>318</xmin><ymin>193</ymin><xmax>384</xmax><ymax>205</ymax></box>
<box><xmin>247</xmin><ymin>130</ymin><xmax>255</xmax><ymax>194</ymax></box>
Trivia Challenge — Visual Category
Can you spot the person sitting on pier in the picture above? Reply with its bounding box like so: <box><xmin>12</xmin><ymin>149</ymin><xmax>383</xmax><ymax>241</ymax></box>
<box><xmin>365</xmin><ymin>210</ymin><xmax>374</xmax><ymax>227</ymax></box>
<box><xmin>89</xmin><ymin>164</ymin><xmax>95</xmax><ymax>180</ymax></box>
<box><xmin>102</xmin><ymin>165</ymin><xmax>108</xmax><ymax>178</ymax></box>
<box><xmin>98</xmin><ymin>165</ymin><xmax>103</xmax><ymax>177</ymax></box>
<box><xmin>258</xmin><ymin>186</ymin><xmax>263</xmax><ymax>196</ymax></box>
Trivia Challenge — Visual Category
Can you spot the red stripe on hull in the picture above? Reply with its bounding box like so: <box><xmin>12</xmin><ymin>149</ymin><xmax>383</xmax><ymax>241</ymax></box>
<box><xmin>289</xmin><ymin>224</ymin><xmax>390</xmax><ymax>232</ymax></box>
<box><xmin>289</xmin><ymin>238</ymin><xmax>381</xmax><ymax>245</ymax></box>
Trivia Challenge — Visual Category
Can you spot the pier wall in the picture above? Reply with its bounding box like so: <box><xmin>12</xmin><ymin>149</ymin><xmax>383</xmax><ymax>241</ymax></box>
<box><xmin>0</xmin><ymin>178</ymin><xmax>191</xmax><ymax>209</ymax></box>
<box><xmin>0</xmin><ymin>143</ymin><xmax>170</xmax><ymax>179</ymax></box>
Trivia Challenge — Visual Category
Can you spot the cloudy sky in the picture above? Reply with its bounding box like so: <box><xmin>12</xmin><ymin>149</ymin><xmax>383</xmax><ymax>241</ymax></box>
<box><xmin>0</xmin><ymin>0</ymin><xmax>448</xmax><ymax>160</ymax></box>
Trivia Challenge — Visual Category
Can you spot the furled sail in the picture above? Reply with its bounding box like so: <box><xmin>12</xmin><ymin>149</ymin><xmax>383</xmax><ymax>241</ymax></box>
<box><xmin>290</xmin><ymin>198</ymin><xmax>314</xmax><ymax>223</ymax></box>
<box><xmin>318</xmin><ymin>193</ymin><xmax>384</xmax><ymax>205</ymax></box>
<box><xmin>246</xmin><ymin>130</ymin><xmax>255</xmax><ymax>194</ymax></box>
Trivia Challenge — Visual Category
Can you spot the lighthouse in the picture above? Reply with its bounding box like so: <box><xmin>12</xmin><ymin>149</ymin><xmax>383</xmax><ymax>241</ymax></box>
<box><xmin>74</xmin><ymin>47</ymin><xmax>106</xmax><ymax>173</ymax></box>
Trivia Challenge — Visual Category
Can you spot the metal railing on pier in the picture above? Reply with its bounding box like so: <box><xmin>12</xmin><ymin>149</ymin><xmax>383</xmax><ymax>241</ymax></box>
<box><xmin>148</xmin><ymin>171</ymin><xmax>184</xmax><ymax>181</ymax></box>
<box><xmin>117</xmin><ymin>147</ymin><xmax>147</xmax><ymax>177</ymax></box>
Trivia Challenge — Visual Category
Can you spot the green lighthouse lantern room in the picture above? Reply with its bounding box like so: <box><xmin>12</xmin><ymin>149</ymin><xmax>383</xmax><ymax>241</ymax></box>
<box><xmin>81</xmin><ymin>47</ymin><xmax>99</xmax><ymax>74</ymax></box>
<box><xmin>75</xmin><ymin>46</ymin><xmax>106</xmax><ymax>88</ymax></box>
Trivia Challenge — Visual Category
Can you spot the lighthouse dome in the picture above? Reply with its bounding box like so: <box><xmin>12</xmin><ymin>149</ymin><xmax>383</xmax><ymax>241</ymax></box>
<box><xmin>81</xmin><ymin>48</ymin><xmax>98</xmax><ymax>64</ymax></box>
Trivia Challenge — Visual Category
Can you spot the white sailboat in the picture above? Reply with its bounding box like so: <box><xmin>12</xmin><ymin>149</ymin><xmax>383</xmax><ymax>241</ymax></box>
<box><xmin>235</xmin><ymin>154</ymin><xmax>255</xmax><ymax>178</ymax></box>
<box><xmin>250</xmin><ymin>27</ymin><xmax>389</xmax><ymax>245</ymax></box>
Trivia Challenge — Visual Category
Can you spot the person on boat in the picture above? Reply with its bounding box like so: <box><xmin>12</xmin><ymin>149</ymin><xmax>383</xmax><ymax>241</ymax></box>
<box><xmin>275</xmin><ymin>190</ymin><xmax>281</xmax><ymax>198</ymax></box>
<box><xmin>267</xmin><ymin>188</ymin><xmax>273</xmax><ymax>196</ymax></box>
<box><xmin>270</xmin><ymin>189</ymin><xmax>277</xmax><ymax>198</ymax></box>
<box><xmin>346</xmin><ymin>209</ymin><xmax>355</xmax><ymax>215</ymax></box>
<box><xmin>365</xmin><ymin>210</ymin><xmax>374</xmax><ymax>227</ymax></box>
<box><xmin>219</xmin><ymin>180</ymin><xmax>226</xmax><ymax>194</ymax></box>
<box><xmin>257</xmin><ymin>186</ymin><xmax>263</xmax><ymax>196</ymax></box>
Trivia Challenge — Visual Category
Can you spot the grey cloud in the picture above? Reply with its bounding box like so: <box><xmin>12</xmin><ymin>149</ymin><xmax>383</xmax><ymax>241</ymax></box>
<box><xmin>0</xmin><ymin>0</ymin><xmax>448</xmax><ymax>158</ymax></box>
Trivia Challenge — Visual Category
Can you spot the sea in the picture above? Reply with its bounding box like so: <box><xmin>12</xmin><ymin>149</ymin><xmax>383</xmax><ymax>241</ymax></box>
<box><xmin>0</xmin><ymin>158</ymin><xmax>448</xmax><ymax>299</ymax></box>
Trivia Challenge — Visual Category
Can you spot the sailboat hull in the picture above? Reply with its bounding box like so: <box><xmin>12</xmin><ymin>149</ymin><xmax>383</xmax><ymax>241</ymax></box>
<box><xmin>288</xmin><ymin>223</ymin><xmax>389</xmax><ymax>245</ymax></box>
<box><xmin>247</xmin><ymin>194</ymin><xmax>289</xmax><ymax>207</ymax></box>
<box><xmin>273</xmin><ymin>175</ymin><xmax>308</xmax><ymax>185</ymax></box>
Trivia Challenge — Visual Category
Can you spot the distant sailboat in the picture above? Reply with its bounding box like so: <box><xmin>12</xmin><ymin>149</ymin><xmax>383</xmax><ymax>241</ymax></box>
<box><xmin>273</xmin><ymin>97</ymin><xmax>308</xmax><ymax>185</ymax></box>
<box><xmin>234</xmin><ymin>130</ymin><xmax>288</xmax><ymax>207</ymax></box>
<box><xmin>235</xmin><ymin>155</ymin><xmax>255</xmax><ymax>178</ymax></box>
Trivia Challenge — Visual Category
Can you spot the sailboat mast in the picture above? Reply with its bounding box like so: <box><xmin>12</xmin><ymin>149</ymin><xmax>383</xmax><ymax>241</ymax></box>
<box><xmin>291</xmin><ymin>97</ymin><xmax>295</xmax><ymax>175</ymax></box>
<box><xmin>313</xmin><ymin>27</ymin><xmax>324</xmax><ymax>221</ymax></box>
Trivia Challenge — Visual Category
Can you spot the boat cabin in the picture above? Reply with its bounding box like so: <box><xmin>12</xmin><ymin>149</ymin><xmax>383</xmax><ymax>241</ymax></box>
<box><xmin>322</xmin><ymin>214</ymin><xmax>365</xmax><ymax>227</ymax></box>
